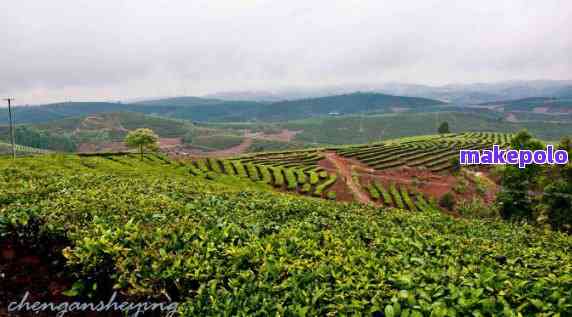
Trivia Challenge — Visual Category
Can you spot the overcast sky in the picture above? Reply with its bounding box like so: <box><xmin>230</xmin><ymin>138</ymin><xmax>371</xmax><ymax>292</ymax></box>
<box><xmin>1</xmin><ymin>0</ymin><xmax>571</xmax><ymax>104</ymax></box>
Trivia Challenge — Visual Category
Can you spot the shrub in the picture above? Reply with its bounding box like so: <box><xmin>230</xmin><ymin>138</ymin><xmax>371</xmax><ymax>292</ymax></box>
<box><xmin>208</xmin><ymin>158</ymin><xmax>223</xmax><ymax>173</ymax></box>
<box><xmin>375</xmin><ymin>182</ymin><xmax>393</xmax><ymax>206</ymax></box>
<box><xmin>309</xmin><ymin>172</ymin><xmax>319</xmax><ymax>185</ymax></box>
<box><xmin>285</xmin><ymin>169</ymin><xmax>298</xmax><ymax>190</ymax></box>
<box><xmin>457</xmin><ymin>197</ymin><xmax>499</xmax><ymax>219</ymax></box>
<box><xmin>258</xmin><ymin>165</ymin><xmax>273</xmax><ymax>184</ymax></box>
<box><xmin>232</xmin><ymin>161</ymin><xmax>248</xmax><ymax>178</ymax></box>
<box><xmin>401</xmin><ymin>188</ymin><xmax>417</xmax><ymax>211</ymax></box>
<box><xmin>271</xmin><ymin>167</ymin><xmax>284</xmax><ymax>187</ymax></box>
<box><xmin>204</xmin><ymin>171</ymin><xmax>217</xmax><ymax>180</ymax></box>
<box><xmin>245</xmin><ymin>163</ymin><xmax>259</xmax><ymax>181</ymax></box>
<box><xmin>368</xmin><ymin>185</ymin><xmax>380</xmax><ymax>200</ymax></box>
<box><xmin>390</xmin><ymin>184</ymin><xmax>404</xmax><ymax>209</ymax></box>
<box><xmin>326</xmin><ymin>191</ymin><xmax>337</xmax><ymax>200</ymax></box>
<box><xmin>439</xmin><ymin>192</ymin><xmax>456</xmax><ymax>211</ymax></box>
<box><xmin>300</xmin><ymin>183</ymin><xmax>312</xmax><ymax>193</ymax></box>
<box><xmin>314</xmin><ymin>174</ymin><xmax>337</xmax><ymax>197</ymax></box>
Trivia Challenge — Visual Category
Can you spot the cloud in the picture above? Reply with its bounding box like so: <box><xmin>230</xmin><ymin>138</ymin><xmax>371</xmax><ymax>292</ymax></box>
<box><xmin>1</xmin><ymin>0</ymin><xmax>571</xmax><ymax>104</ymax></box>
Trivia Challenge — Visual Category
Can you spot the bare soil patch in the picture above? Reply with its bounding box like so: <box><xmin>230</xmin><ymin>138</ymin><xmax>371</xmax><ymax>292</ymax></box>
<box><xmin>245</xmin><ymin>129</ymin><xmax>302</xmax><ymax>142</ymax></box>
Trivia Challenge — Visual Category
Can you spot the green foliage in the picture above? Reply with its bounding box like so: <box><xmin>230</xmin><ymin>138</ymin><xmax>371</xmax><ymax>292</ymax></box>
<box><xmin>439</xmin><ymin>193</ymin><xmax>456</xmax><ymax>211</ymax></box>
<box><xmin>326</xmin><ymin>191</ymin><xmax>337</xmax><ymax>200</ymax></box>
<box><xmin>284</xmin><ymin>168</ymin><xmax>298</xmax><ymax>190</ymax></box>
<box><xmin>309</xmin><ymin>171</ymin><xmax>320</xmax><ymax>185</ymax></box>
<box><xmin>0</xmin><ymin>155</ymin><xmax>571</xmax><ymax>316</ymax></box>
<box><xmin>270</xmin><ymin>167</ymin><xmax>284</xmax><ymax>187</ymax></box>
<box><xmin>258</xmin><ymin>165</ymin><xmax>272</xmax><ymax>184</ymax></box>
<box><xmin>438</xmin><ymin>121</ymin><xmax>450</xmax><ymax>134</ymax></box>
<box><xmin>191</xmin><ymin>135</ymin><xmax>244</xmax><ymax>151</ymax></box>
<box><xmin>207</xmin><ymin>158</ymin><xmax>223</xmax><ymax>173</ymax></box>
<box><xmin>182</xmin><ymin>131</ymin><xmax>193</xmax><ymax>144</ymax></box>
<box><xmin>124</xmin><ymin>128</ymin><xmax>159</xmax><ymax>158</ymax></box>
<box><xmin>367</xmin><ymin>185</ymin><xmax>380</xmax><ymax>200</ymax></box>
<box><xmin>245</xmin><ymin>163</ymin><xmax>259</xmax><ymax>181</ymax></box>
<box><xmin>232</xmin><ymin>161</ymin><xmax>248</xmax><ymax>178</ymax></box>
<box><xmin>457</xmin><ymin>197</ymin><xmax>500</xmax><ymax>219</ymax></box>
<box><xmin>390</xmin><ymin>184</ymin><xmax>405</xmax><ymax>209</ymax></box>
<box><xmin>286</xmin><ymin>111</ymin><xmax>572</xmax><ymax>145</ymax></box>
<box><xmin>314</xmin><ymin>174</ymin><xmax>337</xmax><ymax>197</ymax></box>
<box><xmin>400</xmin><ymin>188</ymin><xmax>417</xmax><ymax>211</ymax></box>
<box><xmin>295</xmin><ymin>169</ymin><xmax>307</xmax><ymax>184</ymax></box>
<box><xmin>10</xmin><ymin>125</ymin><xmax>76</xmax><ymax>152</ymax></box>
<box><xmin>300</xmin><ymin>183</ymin><xmax>312</xmax><ymax>193</ymax></box>
<box><xmin>375</xmin><ymin>182</ymin><xmax>393</xmax><ymax>206</ymax></box>
<box><xmin>498</xmin><ymin>130</ymin><xmax>545</xmax><ymax>220</ymax></box>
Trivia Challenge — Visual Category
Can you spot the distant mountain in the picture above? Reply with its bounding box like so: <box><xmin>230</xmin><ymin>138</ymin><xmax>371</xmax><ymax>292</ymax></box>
<box><xmin>134</xmin><ymin>92</ymin><xmax>446</xmax><ymax>122</ymax></box>
<box><xmin>478</xmin><ymin>97</ymin><xmax>572</xmax><ymax>112</ymax></box>
<box><xmin>2</xmin><ymin>92</ymin><xmax>445</xmax><ymax>124</ymax></box>
<box><xmin>375</xmin><ymin>80</ymin><xmax>572</xmax><ymax>104</ymax></box>
<box><xmin>252</xmin><ymin>92</ymin><xmax>446</xmax><ymax>121</ymax></box>
<box><xmin>203</xmin><ymin>91</ymin><xmax>287</xmax><ymax>102</ymax></box>
<box><xmin>0</xmin><ymin>102</ymin><xmax>169</xmax><ymax>124</ymax></box>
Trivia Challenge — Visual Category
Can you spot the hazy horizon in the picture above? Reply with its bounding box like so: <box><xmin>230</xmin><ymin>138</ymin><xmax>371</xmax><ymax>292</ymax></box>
<box><xmin>1</xmin><ymin>0</ymin><xmax>571</xmax><ymax>105</ymax></box>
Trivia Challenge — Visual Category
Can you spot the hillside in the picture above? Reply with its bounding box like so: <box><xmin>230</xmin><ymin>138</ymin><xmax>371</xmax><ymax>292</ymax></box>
<box><xmin>281</xmin><ymin>111</ymin><xmax>572</xmax><ymax>144</ymax></box>
<box><xmin>3</xmin><ymin>92</ymin><xmax>446</xmax><ymax>124</ymax></box>
<box><xmin>0</xmin><ymin>142</ymin><xmax>51</xmax><ymax>155</ymax></box>
<box><xmin>478</xmin><ymin>97</ymin><xmax>572</xmax><ymax>112</ymax></box>
<box><xmin>0</xmin><ymin>153</ymin><xmax>570</xmax><ymax>316</ymax></box>
<box><xmin>136</xmin><ymin>92</ymin><xmax>446</xmax><ymax>121</ymax></box>
<box><xmin>33</xmin><ymin>111</ymin><xmax>193</xmax><ymax>140</ymax></box>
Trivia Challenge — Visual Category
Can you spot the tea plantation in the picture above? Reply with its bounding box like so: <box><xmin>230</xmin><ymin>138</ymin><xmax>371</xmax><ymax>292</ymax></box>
<box><xmin>0</xmin><ymin>154</ymin><xmax>571</xmax><ymax>316</ymax></box>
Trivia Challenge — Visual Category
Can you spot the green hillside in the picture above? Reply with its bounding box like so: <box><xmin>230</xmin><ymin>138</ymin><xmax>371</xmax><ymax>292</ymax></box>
<box><xmin>4</xmin><ymin>92</ymin><xmax>446</xmax><ymax>124</ymax></box>
<box><xmin>283</xmin><ymin>112</ymin><xmax>572</xmax><ymax>144</ymax></box>
<box><xmin>479</xmin><ymin>97</ymin><xmax>572</xmax><ymax>111</ymax></box>
<box><xmin>0</xmin><ymin>154</ymin><xmax>570</xmax><ymax>316</ymax></box>
<box><xmin>33</xmin><ymin>112</ymin><xmax>193</xmax><ymax>140</ymax></box>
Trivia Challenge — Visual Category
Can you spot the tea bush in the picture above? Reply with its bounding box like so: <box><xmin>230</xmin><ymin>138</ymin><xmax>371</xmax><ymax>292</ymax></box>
<box><xmin>0</xmin><ymin>154</ymin><xmax>571</xmax><ymax>316</ymax></box>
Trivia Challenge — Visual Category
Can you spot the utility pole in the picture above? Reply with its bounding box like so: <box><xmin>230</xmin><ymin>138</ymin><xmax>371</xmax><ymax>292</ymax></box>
<box><xmin>3</xmin><ymin>98</ymin><xmax>16</xmax><ymax>159</ymax></box>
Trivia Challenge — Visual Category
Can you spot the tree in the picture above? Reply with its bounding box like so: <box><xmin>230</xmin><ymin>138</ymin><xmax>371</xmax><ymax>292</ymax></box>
<box><xmin>540</xmin><ymin>136</ymin><xmax>572</xmax><ymax>232</ymax></box>
<box><xmin>182</xmin><ymin>131</ymin><xmax>193</xmax><ymax>145</ymax></box>
<box><xmin>438</xmin><ymin>122</ymin><xmax>450</xmax><ymax>134</ymax></box>
<box><xmin>497</xmin><ymin>130</ymin><xmax>545</xmax><ymax>220</ymax></box>
<box><xmin>124</xmin><ymin>128</ymin><xmax>159</xmax><ymax>159</ymax></box>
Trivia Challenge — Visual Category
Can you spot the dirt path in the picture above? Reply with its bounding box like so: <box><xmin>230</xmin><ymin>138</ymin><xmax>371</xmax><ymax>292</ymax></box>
<box><xmin>323</xmin><ymin>152</ymin><xmax>373</xmax><ymax>205</ymax></box>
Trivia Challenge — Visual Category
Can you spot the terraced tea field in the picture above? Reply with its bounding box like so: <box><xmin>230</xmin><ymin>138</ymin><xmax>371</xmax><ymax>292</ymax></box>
<box><xmin>337</xmin><ymin>132</ymin><xmax>513</xmax><ymax>172</ymax></box>
<box><xmin>181</xmin><ymin>133</ymin><xmax>511</xmax><ymax>206</ymax></box>
<box><xmin>363</xmin><ymin>180</ymin><xmax>440</xmax><ymax>212</ymax></box>
<box><xmin>0</xmin><ymin>142</ymin><xmax>52</xmax><ymax>155</ymax></box>
<box><xmin>189</xmin><ymin>156</ymin><xmax>338</xmax><ymax>199</ymax></box>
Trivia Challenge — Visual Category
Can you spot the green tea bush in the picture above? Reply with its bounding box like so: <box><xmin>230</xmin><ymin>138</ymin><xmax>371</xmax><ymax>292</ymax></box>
<box><xmin>0</xmin><ymin>155</ymin><xmax>571</xmax><ymax>316</ymax></box>
<box><xmin>439</xmin><ymin>192</ymin><xmax>456</xmax><ymax>211</ymax></box>
<box><xmin>285</xmin><ymin>168</ymin><xmax>298</xmax><ymax>190</ymax></box>
<box><xmin>245</xmin><ymin>163</ymin><xmax>259</xmax><ymax>181</ymax></box>
<box><xmin>390</xmin><ymin>184</ymin><xmax>405</xmax><ymax>209</ymax></box>
<box><xmin>368</xmin><ymin>185</ymin><xmax>380</xmax><ymax>200</ymax></box>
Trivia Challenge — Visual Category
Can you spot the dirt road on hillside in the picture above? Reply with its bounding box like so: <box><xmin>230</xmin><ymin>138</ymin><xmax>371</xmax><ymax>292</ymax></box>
<box><xmin>323</xmin><ymin>152</ymin><xmax>373</xmax><ymax>205</ymax></box>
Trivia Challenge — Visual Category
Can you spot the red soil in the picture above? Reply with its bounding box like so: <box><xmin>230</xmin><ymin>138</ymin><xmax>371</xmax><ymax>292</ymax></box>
<box><xmin>321</xmin><ymin>152</ymin><xmax>374</xmax><ymax>205</ymax></box>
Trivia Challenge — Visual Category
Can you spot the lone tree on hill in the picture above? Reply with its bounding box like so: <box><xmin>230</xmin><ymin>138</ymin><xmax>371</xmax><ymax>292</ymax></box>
<box><xmin>125</xmin><ymin>128</ymin><xmax>159</xmax><ymax>159</ymax></box>
<box><xmin>438</xmin><ymin>121</ymin><xmax>450</xmax><ymax>134</ymax></box>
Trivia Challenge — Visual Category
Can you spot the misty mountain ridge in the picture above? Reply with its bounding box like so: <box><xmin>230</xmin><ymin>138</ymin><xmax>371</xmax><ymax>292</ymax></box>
<box><xmin>2</xmin><ymin>92</ymin><xmax>445</xmax><ymax>124</ymax></box>
<box><xmin>199</xmin><ymin>80</ymin><xmax>572</xmax><ymax>104</ymax></box>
